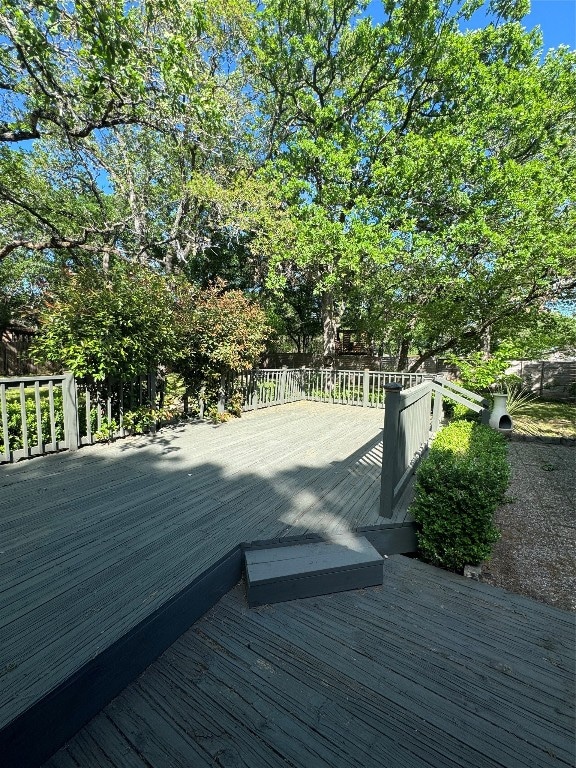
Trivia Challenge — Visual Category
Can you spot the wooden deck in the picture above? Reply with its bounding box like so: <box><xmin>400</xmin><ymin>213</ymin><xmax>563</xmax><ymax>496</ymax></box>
<box><xmin>1</xmin><ymin>402</ymin><xmax>405</xmax><ymax>749</ymax></box>
<box><xmin>45</xmin><ymin>555</ymin><xmax>576</xmax><ymax>768</ymax></box>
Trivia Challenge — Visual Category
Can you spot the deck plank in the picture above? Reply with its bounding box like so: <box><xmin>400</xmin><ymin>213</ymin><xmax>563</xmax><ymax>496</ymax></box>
<box><xmin>1</xmin><ymin>402</ymin><xmax>389</xmax><ymax>731</ymax></box>
<box><xmin>47</xmin><ymin>555</ymin><xmax>575</xmax><ymax>768</ymax></box>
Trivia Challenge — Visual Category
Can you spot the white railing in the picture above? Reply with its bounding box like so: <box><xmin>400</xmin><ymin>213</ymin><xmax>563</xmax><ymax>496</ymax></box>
<box><xmin>236</xmin><ymin>367</ymin><xmax>427</xmax><ymax>411</ymax></box>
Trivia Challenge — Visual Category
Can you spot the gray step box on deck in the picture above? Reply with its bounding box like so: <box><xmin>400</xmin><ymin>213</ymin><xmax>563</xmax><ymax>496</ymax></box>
<box><xmin>245</xmin><ymin>535</ymin><xmax>384</xmax><ymax>608</ymax></box>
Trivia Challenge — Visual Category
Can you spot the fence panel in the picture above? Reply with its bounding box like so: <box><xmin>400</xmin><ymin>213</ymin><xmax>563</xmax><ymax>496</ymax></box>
<box><xmin>238</xmin><ymin>368</ymin><xmax>290</xmax><ymax>411</ymax></box>
<box><xmin>0</xmin><ymin>373</ymin><xmax>160</xmax><ymax>463</ymax></box>
<box><xmin>379</xmin><ymin>380</ymin><xmax>435</xmax><ymax>518</ymax></box>
<box><xmin>0</xmin><ymin>374</ymin><xmax>69</xmax><ymax>463</ymax></box>
<box><xmin>76</xmin><ymin>376</ymin><xmax>156</xmax><ymax>446</ymax></box>
<box><xmin>239</xmin><ymin>367</ymin><xmax>428</xmax><ymax>412</ymax></box>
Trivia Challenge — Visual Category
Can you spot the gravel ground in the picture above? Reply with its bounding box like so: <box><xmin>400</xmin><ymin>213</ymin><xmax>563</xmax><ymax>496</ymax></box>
<box><xmin>481</xmin><ymin>439</ymin><xmax>576</xmax><ymax>611</ymax></box>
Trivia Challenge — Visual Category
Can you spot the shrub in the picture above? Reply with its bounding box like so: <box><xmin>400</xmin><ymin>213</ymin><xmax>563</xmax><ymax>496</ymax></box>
<box><xmin>410</xmin><ymin>420</ymin><xmax>509</xmax><ymax>572</ymax></box>
<box><xmin>449</xmin><ymin>401</ymin><xmax>477</xmax><ymax>421</ymax></box>
<box><xmin>445</xmin><ymin>351</ymin><xmax>514</xmax><ymax>393</ymax></box>
<box><xmin>32</xmin><ymin>263</ymin><xmax>179</xmax><ymax>380</ymax></box>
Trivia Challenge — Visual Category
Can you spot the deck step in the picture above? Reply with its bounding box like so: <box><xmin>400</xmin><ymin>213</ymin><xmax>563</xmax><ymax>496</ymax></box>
<box><xmin>244</xmin><ymin>535</ymin><xmax>384</xmax><ymax>608</ymax></box>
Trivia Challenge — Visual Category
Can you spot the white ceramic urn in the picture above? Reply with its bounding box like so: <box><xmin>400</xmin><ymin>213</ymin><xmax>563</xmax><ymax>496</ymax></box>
<box><xmin>488</xmin><ymin>392</ymin><xmax>512</xmax><ymax>431</ymax></box>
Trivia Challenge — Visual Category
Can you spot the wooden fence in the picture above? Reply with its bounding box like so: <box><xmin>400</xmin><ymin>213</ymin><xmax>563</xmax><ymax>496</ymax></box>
<box><xmin>0</xmin><ymin>372</ymin><xmax>157</xmax><ymax>464</ymax></box>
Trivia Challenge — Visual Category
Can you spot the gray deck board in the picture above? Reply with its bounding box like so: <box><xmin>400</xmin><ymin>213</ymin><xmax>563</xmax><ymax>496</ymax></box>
<box><xmin>46</xmin><ymin>555</ymin><xmax>575</xmax><ymax>768</ymax></box>
<box><xmin>1</xmin><ymin>402</ymin><xmax>397</xmax><ymax>731</ymax></box>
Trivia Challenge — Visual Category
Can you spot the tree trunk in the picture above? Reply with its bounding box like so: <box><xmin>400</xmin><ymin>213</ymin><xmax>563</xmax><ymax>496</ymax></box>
<box><xmin>321</xmin><ymin>290</ymin><xmax>338</xmax><ymax>360</ymax></box>
<box><xmin>481</xmin><ymin>325</ymin><xmax>492</xmax><ymax>359</ymax></box>
<box><xmin>396</xmin><ymin>338</ymin><xmax>411</xmax><ymax>371</ymax></box>
<box><xmin>408</xmin><ymin>351</ymin><xmax>434</xmax><ymax>372</ymax></box>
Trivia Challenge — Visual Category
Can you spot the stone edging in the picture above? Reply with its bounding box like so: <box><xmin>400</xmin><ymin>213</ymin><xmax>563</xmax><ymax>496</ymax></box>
<box><xmin>510</xmin><ymin>433</ymin><xmax>575</xmax><ymax>447</ymax></box>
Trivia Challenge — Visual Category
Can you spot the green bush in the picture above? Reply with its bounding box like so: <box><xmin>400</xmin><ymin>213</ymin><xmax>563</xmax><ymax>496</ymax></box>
<box><xmin>410</xmin><ymin>420</ymin><xmax>509</xmax><ymax>572</ymax></box>
<box><xmin>443</xmin><ymin>398</ymin><xmax>477</xmax><ymax>421</ymax></box>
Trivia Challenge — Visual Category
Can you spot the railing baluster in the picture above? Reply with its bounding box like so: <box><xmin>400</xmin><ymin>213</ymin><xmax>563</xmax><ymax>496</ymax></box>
<box><xmin>1</xmin><ymin>383</ymin><xmax>9</xmax><ymax>461</ymax></box>
<box><xmin>19</xmin><ymin>382</ymin><xmax>29</xmax><ymax>457</ymax></box>
<box><xmin>34</xmin><ymin>380</ymin><xmax>43</xmax><ymax>449</ymax></box>
<box><xmin>119</xmin><ymin>380</ymin><xmax>125</xmax><ymax>437</ymax></box>
<box><xmin>48</xmin><ymin>380</ymin><xmax>56</xmax><ymax>449</ymax></box>
<box><xmin>85</xmin><ymin>385</ymin><xmax>92</xmax><ymax>443</ymax></box>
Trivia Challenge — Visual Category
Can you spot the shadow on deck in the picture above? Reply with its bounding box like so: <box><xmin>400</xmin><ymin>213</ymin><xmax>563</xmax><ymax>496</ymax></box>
<box><xmin>1</xmin><ymin>402</ymin><xmax>416</xmax><ymax>767</ymax></box>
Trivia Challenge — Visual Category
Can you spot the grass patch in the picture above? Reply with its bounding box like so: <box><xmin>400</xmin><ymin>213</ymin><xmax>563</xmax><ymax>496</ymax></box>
<box><xmin>512</xmin><ymin>400</ymin><xmax>575</xmax><ymax>439</ymax></box>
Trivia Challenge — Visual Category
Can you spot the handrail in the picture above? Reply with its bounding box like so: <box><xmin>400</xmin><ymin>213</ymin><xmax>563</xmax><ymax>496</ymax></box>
<box><xmin>432</xmin><ymin>378</ymin><xmax>488</xmax><ymax>414</ymax></box>
<box><xmin>379</xmin><ymin>380</ymin><xmax>436</xmax><ymax>518</ymax></box>
<box><xmin>0</xmin><ymin>374</ymin><xmax>66</xmax><ymax>385</ymax></box>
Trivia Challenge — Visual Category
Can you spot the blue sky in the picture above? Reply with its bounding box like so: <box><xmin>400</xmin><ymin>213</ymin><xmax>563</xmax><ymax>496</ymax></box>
<box><xmin>514</xmin><ymin>1</ymin><xmax>575</xmax><ymax>50</ymax></box>
<box><xmin>365</xmin><ymin>1</ymin><xmax>576</xmax><ymax>52</ymax></box>
<box><xmin>465</xmin><ymin>0</ymin><xmax>576</xmax><ymax>52</ymax></box>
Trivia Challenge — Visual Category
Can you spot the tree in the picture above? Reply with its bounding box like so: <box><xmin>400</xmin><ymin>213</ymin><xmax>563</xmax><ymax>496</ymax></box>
<box><xmin>497</xmin><ymin>311</ymin><xmax>576</xmax><ymax>359</ymax></box>
<box><xmin>349</xmin><ymin>34</ymin><xmax>576</xmax><ymax>370</ymax></box>
<box><xmin>247</xmin><ymin>0</ymin><xmax>576</xmax><ymax>364</ymax></box>
<box><xmin>0</xmin><ymin>0</ymin><xmax>253</xmax><ymax>268</ymax></box>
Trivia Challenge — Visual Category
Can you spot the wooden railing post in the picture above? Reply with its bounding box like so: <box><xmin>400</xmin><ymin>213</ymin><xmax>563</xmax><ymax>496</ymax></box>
<box><xmin>217</xmin><ymin>372</ymin><xmax>226</xmax><ymax>413</ymax></box>
<box><xmin>363</xmin><ymin>369</ymin><xmax>370</xmax><ymax>407</ymax></box>
<box><xmin>62</xmin><ymin>371</ymin><xmax>79</xmax><ymax>451</ymax></box>
<box><xmin>280</xmin><ymin>366</ymin><xmax>288</xmax><ymax>404</ymax></box>
<box><xmin>379</xmin><ymin>382</ymin><xmax>403</xmax><ymax>518</ymax></box>
<box><xmin>432</xmin><ymin>382</ymin><xmax>443</xmax><ymax>433</ymax></box>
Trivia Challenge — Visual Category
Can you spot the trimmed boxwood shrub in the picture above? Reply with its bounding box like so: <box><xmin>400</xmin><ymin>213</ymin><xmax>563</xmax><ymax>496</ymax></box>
<box><xmin>410</xmin><ymin>420</ymin><xmax>509</xmax><ymax>572</ymax></box>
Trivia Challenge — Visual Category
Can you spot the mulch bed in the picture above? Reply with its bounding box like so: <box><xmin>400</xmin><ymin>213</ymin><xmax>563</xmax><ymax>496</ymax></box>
<box><xmin>481</xmin><ymin>440</ymin><xmax>576</xmax><ymax>612</ymax></box>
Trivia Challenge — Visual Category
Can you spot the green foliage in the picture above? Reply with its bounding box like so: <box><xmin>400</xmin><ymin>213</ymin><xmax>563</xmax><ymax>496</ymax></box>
<box><xmin>497</xmin><ymin>312</ymin><xmax>576</xmax><ymax>359</ymax></box>
<box><xmin>504</xmin><ymin>385</ymin><xmax>537</xmax><ymax>417</ymax></box>
<box><xmin>93</xmin><ymin>418</ymin><xmax>119</xmax><ymax>443</ymax></box>
<box><xmin>207</xmin><ymin>407</ymin><xmax>232</xmax><ymax>424</ymax></box>
<box><xmin>1</xmin><ymin>0</ymin><xmax>574</xmax><ymax>376</ymax></box>
<box><xmin>175</xmin><ymin>280</ymin><xmax>271</xmax><ymax>401</ymax></box>
<box><xmin>31</xmin><ymin>263</ymin><xmax>178</xmax><ymax>380</ymax></box>
<box><xmin>445</xmin><ymin>352</ymin><xmax>520</xmax><ymax>393</ymax></box>
<box><xmin>250</xmin><ymin>1</ymin><xmax>576</xmax><ymax>363</ymax></box>
<box><xmin>449</xmin><ymin>401</ymin><xmax>477</xmax><ymax>421</ymax></box>
<box><xmin>0</xmin><ymin>252</ymin><xmax>56</xmax><ymax>331</ymax></box>
<box><xmin>121</xmin><ymin>403</ymin><xmax>182</xmax><ymax>434</ymax></box>
<box><xmin>411</xmin><ymin>421</ymin><xmax>509</xmax><ymax>572</ymax></box>
<box><xmin>226</xmin><ymin>390</ymin><xmax>245</xmax><ymax>418</ymax></box>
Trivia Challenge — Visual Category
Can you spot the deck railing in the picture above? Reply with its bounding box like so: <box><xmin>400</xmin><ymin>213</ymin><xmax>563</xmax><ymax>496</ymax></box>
<box><xmin>238</xmin><ymin>367</ymin><xmax>305</xmax><ymax>411</ymax></box>
<box><xmin>0</xmin><ymin>373</ymin><xmax>73</xmax><ymax>463</ymax></box>
<box><xmin>74</xmin><ymin>375</ymin><xmax>157</xmax><ymax>446</ymax></box>
<box><xmin>0</xmin><ymin>373</ymin><xmax>157</xmax><ymax>463</ymax></box>
<box><xmin>379</xmin><ymin>380</ymin><xmax>435</xmax><ymax>518</ymax></box>
<box><xmin>378</xmin><ymin>377</ymin><xmax>490</xmax><ymax>518</ymax></box>
<box><xmin>237</xmin><ymin>367</ymin><xmax>427</xmax><ymax>411</ymax></box>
